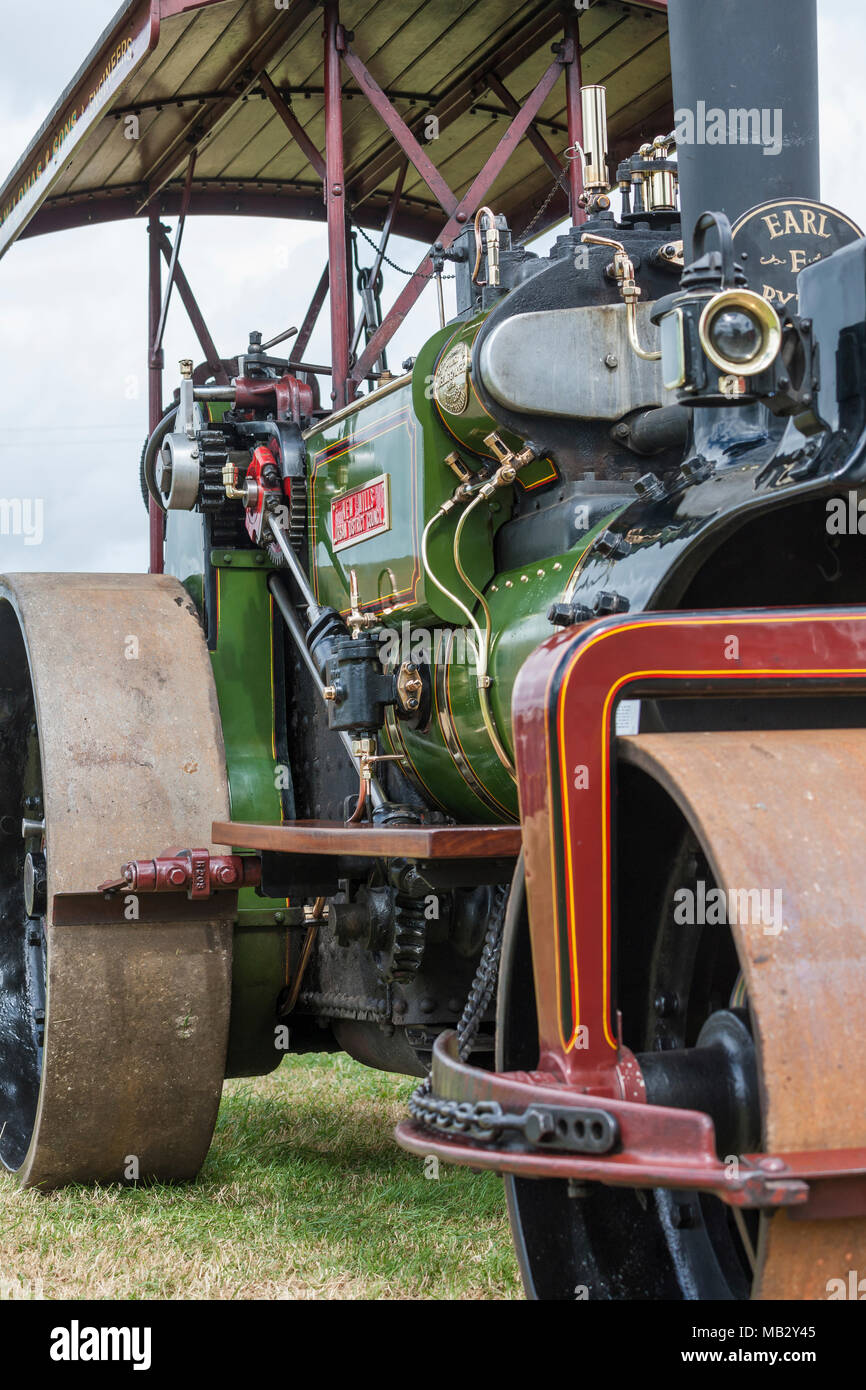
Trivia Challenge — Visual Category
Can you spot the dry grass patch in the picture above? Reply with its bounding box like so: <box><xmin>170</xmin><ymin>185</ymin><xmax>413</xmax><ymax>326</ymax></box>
<box><xmin>0</xmin><ymin>1053</ymin><xmax>520</xmax><ymax>1300</ymax></box>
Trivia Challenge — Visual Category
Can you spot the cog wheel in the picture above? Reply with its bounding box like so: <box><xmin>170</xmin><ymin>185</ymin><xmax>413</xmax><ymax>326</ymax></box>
<box><xmin>378</xmin><ymin>895</ymin><xmax>427</xmax><ymax>983</ymax></box>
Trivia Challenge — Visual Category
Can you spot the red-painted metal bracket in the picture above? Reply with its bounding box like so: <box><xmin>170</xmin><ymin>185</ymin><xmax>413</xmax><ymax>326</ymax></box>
<box><xmin>98</xmin><ymin>849</ymin><xmax>261</xmax><ymax>898</ymax></box>
<box><xmin>397</xmin><ymin>1033</ymin><xmax>866</xmax><ymax>1217</ymax></box>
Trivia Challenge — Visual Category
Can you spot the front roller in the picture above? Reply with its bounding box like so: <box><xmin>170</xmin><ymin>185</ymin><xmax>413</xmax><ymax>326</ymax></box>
<box><xmin>621</xmin><ymin>730</ymin><xmax>866</xmax><ymax>1300</ymax></box>
<box><xmin>497</xmin><ymin>729</ymin><xmax>866</xmax><ymax>1300</ymax></box>
<box><xmin>0</xmin><ymin>573</ymin><xmax>232</xmax><ymax>1187</ymax></box>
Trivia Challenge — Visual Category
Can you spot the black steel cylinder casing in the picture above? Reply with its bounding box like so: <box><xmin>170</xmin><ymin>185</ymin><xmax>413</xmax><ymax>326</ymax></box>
<box><xmin>668</xmin><ymin>0</ymin><xmax>820</xmax><ymax>260</ymax></box>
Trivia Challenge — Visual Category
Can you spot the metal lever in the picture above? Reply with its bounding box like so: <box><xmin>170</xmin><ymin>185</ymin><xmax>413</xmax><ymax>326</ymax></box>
<box><xmin>261</xmin><ymin>326</ymin><xmax>299</xmax><ymax>352</ymax></box>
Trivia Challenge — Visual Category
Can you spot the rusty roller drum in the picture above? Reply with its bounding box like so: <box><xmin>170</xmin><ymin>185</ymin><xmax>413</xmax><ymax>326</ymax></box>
<box><xmin>0</xmin><ymin>573</ymin><xmax>232</xmax><ymax>1188</ymax></box>
<box><xmin>500</xmin><ymin>728</ymin><xmax>866</xmax><ymax>1300</ymax></box>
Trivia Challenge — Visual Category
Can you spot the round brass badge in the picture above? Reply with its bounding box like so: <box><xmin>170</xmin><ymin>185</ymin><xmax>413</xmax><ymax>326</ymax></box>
<box><xmin>433</xmin><ymin>340</ymin><xmax>471</xmax><ymax>415</ymax></box>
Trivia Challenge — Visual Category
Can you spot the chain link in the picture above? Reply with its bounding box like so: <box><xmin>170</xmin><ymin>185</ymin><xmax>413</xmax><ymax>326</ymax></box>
<box><xmin>516</xmin><ymin>167</ymin><xmax>571</xmax><ymax>246</ymax></box>
<box><xmin>352</xmin><ymin>164</ymin><xmax>569</xmax><ymax>287</ymax></box>
<box><xmin>351</xmin><ymin>215</ymin><xmax>455</xmax><ymax>279</ymax></box>
<box><xmin>408</xmin><ymin>882</ymin><xmax>508</xmax><ymax>1125</ymax></box>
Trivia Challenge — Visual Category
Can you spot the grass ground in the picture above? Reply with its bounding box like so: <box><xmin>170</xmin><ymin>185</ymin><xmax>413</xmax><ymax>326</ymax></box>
<box><xmin>0</xmin><ymin>1053</ymin><xmax>520</xmax><ymax>1300</ymax></box>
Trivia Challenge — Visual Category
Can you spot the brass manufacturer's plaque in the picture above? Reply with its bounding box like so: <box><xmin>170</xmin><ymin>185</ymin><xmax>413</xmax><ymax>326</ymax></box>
<box><xmin>434</xmin><ymin>341</ymin><xmax>471</xmax><ymax>415</ymax></box>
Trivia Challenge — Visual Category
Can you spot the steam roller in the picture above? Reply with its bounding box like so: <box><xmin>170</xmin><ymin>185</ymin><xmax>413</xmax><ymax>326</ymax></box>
<box><xmin>0</xmin><ymin>574</ymin><xmax>232</xmax><ymax>1186</ymax></box>
<box><xmin>1</xmin><ymin>0</ymin><xmax>866</xmax><ymax>1304</ymax></box>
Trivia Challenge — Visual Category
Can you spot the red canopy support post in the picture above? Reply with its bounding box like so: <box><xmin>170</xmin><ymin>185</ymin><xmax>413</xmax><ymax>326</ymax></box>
<box><xmin>324</xmin><ymin>0</ymin><xmax>351</xmax><ymax>410</ymax></box>
<box><xmin>564</xmin><ymin>13</ymin><xmax>585</xmax><ymax>226</ymax></box>
<box><xmin>147</xmin><ymin>211</ymin><xmax>164</xmax><ymax>575</ymax></box>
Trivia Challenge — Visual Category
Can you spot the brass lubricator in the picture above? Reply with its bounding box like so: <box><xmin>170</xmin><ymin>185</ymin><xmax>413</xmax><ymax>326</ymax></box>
<box><xmin>648</xmin><ymin>132</ymin><xmax>677</xmax><ymax>212</ymax></box>
<box><xmin>566</xmin><ymin>84</ymin><xmax>612</xmax><ymax>216</ymax></box>
<box><xmin>471</xmin><ymin>206</ymin><xmax>501</xmax><ymax>288</ymax></box>
<box><xmin>582</xmin><ymin>233</ymin><xmax>661</xmax><ymax>363</ymax></box>
<box><xmin>617</xmin><ymin>131</ymin><xmax>679</xmax><ymax>219</ymax></box>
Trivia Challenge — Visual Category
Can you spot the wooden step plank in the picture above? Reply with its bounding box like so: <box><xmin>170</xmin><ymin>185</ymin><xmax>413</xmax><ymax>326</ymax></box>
<box><xmin>212</xmin><ymin>818</ymin><xmax>521</xmax><ymax>859</ymax></box>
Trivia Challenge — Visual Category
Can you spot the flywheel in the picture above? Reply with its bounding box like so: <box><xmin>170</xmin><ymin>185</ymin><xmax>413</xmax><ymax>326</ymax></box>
<box><xmin>0</xmin><ymin>573</ymin><xmax>232</xmax><ymax>1188</ymax></box>
<box><xmin>499</xmin><ymin>728</ymin><xmax>866</xmax><ymax>1300</ymax></box>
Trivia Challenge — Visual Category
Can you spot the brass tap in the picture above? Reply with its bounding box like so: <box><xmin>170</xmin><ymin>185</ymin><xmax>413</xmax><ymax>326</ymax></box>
<box><xmin>347</xmin><ymin>569</ymin><xmax>380</xmax><ymax>637</ymax></box>
<box><xmin>581</xmin><ymin>233</ymin><xmax>661</xmax><ymax>362</ymax></box>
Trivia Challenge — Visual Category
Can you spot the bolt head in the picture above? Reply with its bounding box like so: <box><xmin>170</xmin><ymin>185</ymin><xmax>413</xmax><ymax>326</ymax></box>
<box><xmin>759</xmin><ymin>1156</ymin><xmax>787</xmax><ymax>1173</ymax></box>
<box><xmin>524</xmin><ymin>1109</ymin><xmax>554</xmax><ymax>1142</ymax></box>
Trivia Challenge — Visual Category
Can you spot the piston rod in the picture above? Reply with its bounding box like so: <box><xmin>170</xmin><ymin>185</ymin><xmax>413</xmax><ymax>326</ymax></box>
<box><xmin>268</xmin><ymin>573</ymin><xmax>386</xmax><ymax>810</ymax></box>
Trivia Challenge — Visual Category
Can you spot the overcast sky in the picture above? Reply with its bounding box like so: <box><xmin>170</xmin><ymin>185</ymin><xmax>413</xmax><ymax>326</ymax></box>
<box><xmin>0</xmin><ymin>0</ymin><xmax>864</xmax><ymax>574</ymax></box>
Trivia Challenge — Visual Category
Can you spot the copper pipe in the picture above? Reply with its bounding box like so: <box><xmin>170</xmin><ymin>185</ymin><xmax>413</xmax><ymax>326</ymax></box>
<box><xmin>346</xmin><ymin>773</ymin><xmax>368</xmax><ymax>824</ymax></box>
<box><xmin>281</xmin><ymin>897</ymin><xmax>326</xmax><ymax>1017</ymax></box>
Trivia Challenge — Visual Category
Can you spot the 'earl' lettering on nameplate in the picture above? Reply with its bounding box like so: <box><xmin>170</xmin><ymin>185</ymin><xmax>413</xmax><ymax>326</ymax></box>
<box><xmin>732</xmin><ymin>197</ymin><xmax>863</xmax><ymax>314</ymax></box>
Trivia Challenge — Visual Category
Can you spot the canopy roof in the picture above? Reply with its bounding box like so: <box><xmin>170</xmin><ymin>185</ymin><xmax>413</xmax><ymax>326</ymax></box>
<box><xmin>0</xmin><ymin>0</ymin><xmax>671</xmax><ymax>258</ymax></box>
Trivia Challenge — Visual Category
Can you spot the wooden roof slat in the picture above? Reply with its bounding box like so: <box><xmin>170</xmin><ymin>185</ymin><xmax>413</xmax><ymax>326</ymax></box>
<box><xmin>0</xmin><ymin>0</ymin><xmax>669</xmax><ymax>256</ymax></box>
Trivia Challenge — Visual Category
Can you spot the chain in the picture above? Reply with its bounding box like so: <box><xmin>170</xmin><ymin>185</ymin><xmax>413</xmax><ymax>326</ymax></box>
<box><xmin>409</xmin><ymin>1091</ymin><xmax>514</xmax><ymax>1142</ymax></box>
<box><xmin>516</xmin><ymin>166</ymin><xmax>571</xmax><ymax>246</ymax></box>
<box><xmin>406</xmin><ymin>879</ymin><xmax>621</xmax><ymax>1154</ymax></box>
<box><xmin>351</xmin><ymin>215</ymin><xmax>455</xmax><ymax>279</ymax></box>
<box><xmin>408</xmin><ymin>881</ymin><xmax>508</xmax><ymax>1121</ymax></box>
<box><xmin>351</xmin><ymin>158</ymin><xmax>570</xmax><ymax>286</ymax></box>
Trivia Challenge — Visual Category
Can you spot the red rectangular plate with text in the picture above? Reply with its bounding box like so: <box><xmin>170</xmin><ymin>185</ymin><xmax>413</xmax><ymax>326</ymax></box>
<box><xmin>331</xmin><ymin>473</ymin><xmax>391</xmax><ymax>552</ymax></box>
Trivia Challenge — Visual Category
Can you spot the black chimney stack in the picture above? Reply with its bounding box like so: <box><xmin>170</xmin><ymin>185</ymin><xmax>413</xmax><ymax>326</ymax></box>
<box><xmin>668</xmin><ymin>0</ymin><xmax>820</xmax><ymax>260</ymax></box>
